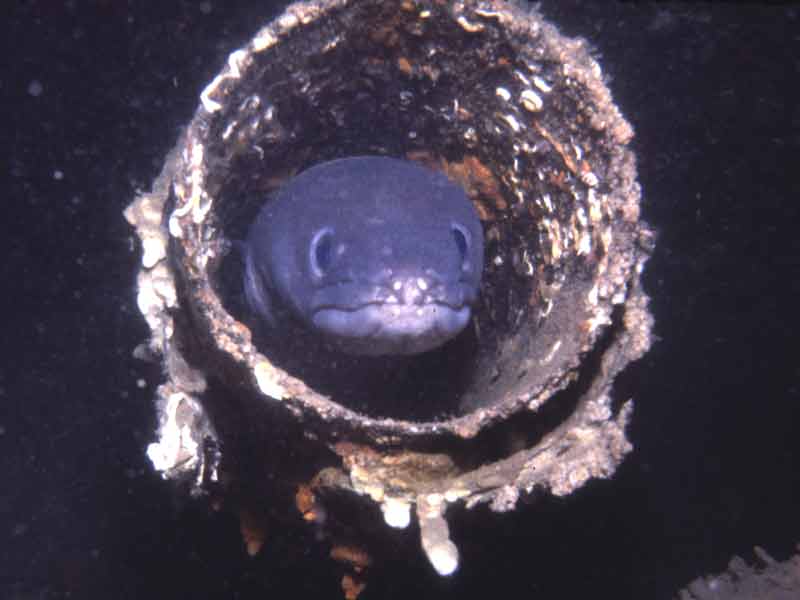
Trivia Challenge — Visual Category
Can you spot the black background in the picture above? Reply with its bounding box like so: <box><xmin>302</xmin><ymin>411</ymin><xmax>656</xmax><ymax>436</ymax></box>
<box><xmin>2</xmin><ymin>1</ymin><xmax>798</xmax><ymax>599</ymax></box>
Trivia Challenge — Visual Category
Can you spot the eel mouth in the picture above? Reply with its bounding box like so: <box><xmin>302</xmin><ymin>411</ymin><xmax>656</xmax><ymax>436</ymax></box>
<box><xmin>311</xmin><ymin>302</ymin><xmax>471</xmax><ymax>356</ymax></box>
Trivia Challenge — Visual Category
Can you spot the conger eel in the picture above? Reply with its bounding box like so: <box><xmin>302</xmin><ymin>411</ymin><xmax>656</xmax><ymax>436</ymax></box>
<box><xmin>244</xmin><ymin>156</ymin><xmax>484</xmax><ymax>356</ymax></box>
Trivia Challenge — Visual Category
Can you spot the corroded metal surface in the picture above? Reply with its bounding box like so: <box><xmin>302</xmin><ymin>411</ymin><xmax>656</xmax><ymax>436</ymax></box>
<box><xmin>126</xmin><ymin>0</ymin><xmax>653</xmax><ymax>580</ymax></box>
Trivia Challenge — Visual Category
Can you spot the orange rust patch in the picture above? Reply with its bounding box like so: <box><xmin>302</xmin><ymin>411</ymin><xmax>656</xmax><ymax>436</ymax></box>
<box><xmin>331</xmin><ymin>545</ymin><xmax>372</xmax><ymax>571</ymax></box>
<box><xmin>442</xmin><ymin>155</ymin><xmax>507</xmax><ymax>219</ymax></box>
<box><xmin>397</xmin><ymin>56</ymin><xmax>413</xmax><ymax>76</ymax></box>
<box><xmin>403</xmin><ymin>152</ymin><xmax>506</xmax><ymax>220</ymax></box>
<box><xmin>341</xmin><ymin>574</ymin><xmax>367</xmax><ymax>600</ymax></box>
<box><xmin>533</xmin><ymin>120</ymin><xmax>578</xmax><ymax>174</ymax></box>
<box><xmin>238</xmin><ymin>508</ymin><xmax>267</xmax><ymax>557</ymax></box>
<box><xmin>548</xmin><ymin>170</ymin><xmax>571</xmax><ymax>192</ymax></box>
<box><xmin>295</xmin><ymin>484</ymin><xmax>317</xmax><ymax>518</ymax></box>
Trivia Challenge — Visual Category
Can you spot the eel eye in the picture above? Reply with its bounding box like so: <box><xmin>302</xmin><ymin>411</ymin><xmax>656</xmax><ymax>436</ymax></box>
<box><xmin>310</xmin><ymin>227</ymin><xmax>334</xmax><ymax>279</ymax></box>
<box><xmin>451</xmin><ymin>223</ymin><xmax>471</xmax><ymax>273</ymax></box>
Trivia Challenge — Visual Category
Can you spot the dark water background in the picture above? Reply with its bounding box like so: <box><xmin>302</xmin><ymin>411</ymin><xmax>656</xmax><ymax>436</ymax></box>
<box><xmin>2</xmin><ymin>1</ymin><xmax>798</xmax><ymax>598</ymax></box>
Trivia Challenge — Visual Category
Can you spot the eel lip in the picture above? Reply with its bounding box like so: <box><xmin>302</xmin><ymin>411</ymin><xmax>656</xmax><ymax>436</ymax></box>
<box><xmin>311</xmin><ymin>303</ymin><xmax>471</xmax><ymax>356</ymax></box>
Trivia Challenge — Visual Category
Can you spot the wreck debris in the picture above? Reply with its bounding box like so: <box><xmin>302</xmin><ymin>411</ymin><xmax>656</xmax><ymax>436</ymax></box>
<box><xmin>126</xmin><ymin>0</ymin><xmax>653</xmax><ymax>582</ymax></box>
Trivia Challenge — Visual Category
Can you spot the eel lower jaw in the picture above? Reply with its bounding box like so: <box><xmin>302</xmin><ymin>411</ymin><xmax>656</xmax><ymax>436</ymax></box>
<box><xmin>311</xmin><ymin>303</ymin><xmax>471</xmax><ymax>356</ymax></box>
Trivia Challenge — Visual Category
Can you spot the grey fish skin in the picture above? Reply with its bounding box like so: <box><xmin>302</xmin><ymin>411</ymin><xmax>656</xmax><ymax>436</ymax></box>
<box><xmin>244</xmin><ymin>156</ymin><xmax>485</xmax><ymax>356</ymax></box>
